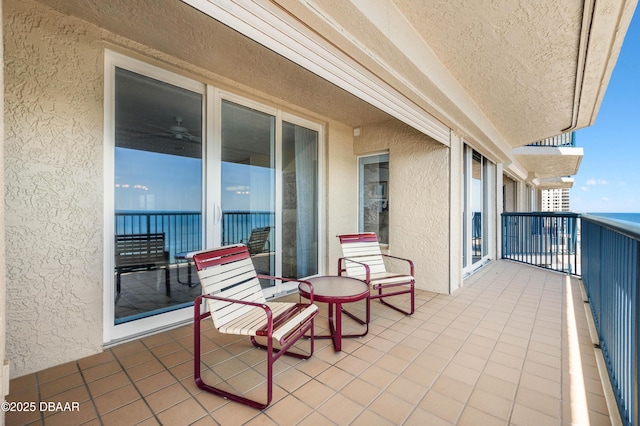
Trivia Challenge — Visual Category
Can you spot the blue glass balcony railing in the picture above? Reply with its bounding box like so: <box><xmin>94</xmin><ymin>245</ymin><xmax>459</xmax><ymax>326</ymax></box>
<box><xmin>501</xmin><ymin>212</ymin><xmax>580</xmax><ymax>275</ymax></box>
<box><xmin>581</xmin><ymin>215</ymin><xmax>640</xmax><ymax>426</ymax></box>
<box><xmin>502</xmin><ymin>211</ymin><xmax>640</xmax><ymax>425</ymax></box>
<box><xmin>526</xmin><ymin>131</ymin><xmax>576</xmax><ymax>147</ymax></box>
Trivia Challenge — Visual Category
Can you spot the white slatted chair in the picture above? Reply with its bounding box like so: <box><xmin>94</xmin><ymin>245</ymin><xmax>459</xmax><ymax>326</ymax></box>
<box><xmin>338</xmin><ymin>233</ymin><xmax>415</xmax><ymax>316</ymax></box>
<box><xmin>192</xmin><ymin>244</ymin><xmax>318</xmax><ymax>409</ymax></box>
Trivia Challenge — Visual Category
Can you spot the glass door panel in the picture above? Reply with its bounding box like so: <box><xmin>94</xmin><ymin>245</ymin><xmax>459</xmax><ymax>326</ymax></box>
<box><xmin>114</xmin><ymin>67</ymin><xmax>203</xmax><ymax>324</ymax></box>
<box><xmin>282</xmin><ymin>121</ymin><xmax>319</xmax><ymax>278</ymax></box>
<box><xmin>358</xmin><ymin>154</ymin><xmax>390</xmax><ymax>244</ymax></box>
<box><xmin>471</xmin><ymin>150</ymin><xmax>484</xmax><ymax>264</ymax></box>
<box><xmin>221</xmin><ymin>100</ymin><xmax>275</xmax><ymax>285</ymax></box>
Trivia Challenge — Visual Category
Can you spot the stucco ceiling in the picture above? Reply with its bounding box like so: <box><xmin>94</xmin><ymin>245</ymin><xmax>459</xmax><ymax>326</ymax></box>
<box><xmin>35</xmin><ymin>0</ymin><xmax>392</xmax><ymax>129</ymax></box>
<box><xmin>512</xmin><ymin>146</ymin><xmax>584</xmax><ymax>179</ymax></box>
<box><xmin>393</xmin><ymin>0</ymin><xmax>583</xmax><ymax>141</ymax></box>
<box><xmin>267</xmin><ymin>0</ymin><xmax>634</xmax><ymax>149</ymax></box>
<box><xmin>36</xmin><ymin>0</ymin><xmax>636</xmax><ymax>156</ymax></box>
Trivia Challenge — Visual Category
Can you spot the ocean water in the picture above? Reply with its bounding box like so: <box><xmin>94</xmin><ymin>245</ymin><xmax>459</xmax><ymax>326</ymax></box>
<box><xmin>588</xmin><ymin>212</ymin><xmax>640</xmax><ymax>225</ymax></box>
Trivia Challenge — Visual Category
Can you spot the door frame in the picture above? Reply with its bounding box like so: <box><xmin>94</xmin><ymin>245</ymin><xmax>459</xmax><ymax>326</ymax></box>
<box><xmin>104</xmin><ymin>51</ymin><xmax>325</xmax><ymax>343</ymax></box>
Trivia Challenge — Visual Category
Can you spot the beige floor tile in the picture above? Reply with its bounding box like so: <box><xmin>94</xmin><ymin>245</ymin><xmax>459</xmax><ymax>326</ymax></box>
<box><xmin>386</xmin><ymin>376</ymin><xmax>428</xmax><ymax>405</ymax></box>
<box><xmin>42</xmin><ymin>400</ymin><xmax>98</xmax><ymax>426</ymax></box>
<box><xmin>77</xmin><ymin>350</ymin><xmax>116</xmax><ymax>371</ymax></box>
<box><xmin>400</xmin><ymin>363</ymin><xmax>439</xmax><ymax>388</ymax></box>
<box><xmin>270</xmin><ymin>366</ymin><xmax>310</xmax><ymax>393</ymax></box>
<box><xmin>87</xmin><ymin>370</ymin><xmax>131</xmax><ymax>398</ymax></box>
<box><xmin>475</xmin><ymin>373</ymin><xmax>518</xmax><ymax>400</ymax></box>
<box><xmin>431</xmin><ymin>374</ymin><xmax>474</xmax><ymax>403</ymax></box>
<box><xmin>296</xmin><ymin>411</ymin><xmax>335</xmax><ymax>426</ymax></box>
<box><xmin>39</xmin><ymin>372</ymin><xmax>85</xmax><ymax>399</ymax></box>
<box><xmin>467</xmin><ymin>388</ymin><xmax>512</xmax><ymax>420</ymax></box>
<box><xmin>404</xmin><ymin>406</ymin><xmax>455</xmax><ymax>426</ymax></box>
<box><xmin>314</xmin><ymin>365</ymin><xmax>356</xmax><ymax>391</ymax></box>
<box><xmin>81</xmin><ymin>359</ymin><xmax>123</xmax><ymax>383</ymax></box>
<box><xmin>111</xmin><ymin>339</ymin><xmax>148</xmax><ymax>359</ymax></box>
<box><xmin>419</xmin><ymin>390</ymin><xmax>464</xmax><ymax>424</ymax></box>
<box><xmin>134</xmin><ymin>370</ymin><xmax>178</xmax><ymax>396</ymax></box>
<box><xmin>511</xmin><ymin>402</ymin><xmax>559</xmax><ymax>425</ymax></box>
<box><xmin>515</xmin><ymin>386</ymin><xmax>561</xmax><ymax>419</ymax></box>
<box><xmin>317</xmin><ymin>393</ymin><xmax>364</xmax><ymax>425</ymax></box>
<box><xmin>369</xmin><ymin>392</ymin><xmax>415</xmax><ymax>424</ymax></box>
<box><xmin>5</xmin><ymin>261</ymin><xmax>616</xmax><ymax>426</ymax></box>
<box><xmin>36</xmin><ymin>361</ymin><xmax>79</xmax><ymax>384</ymax></box>
<box><xmin>442</xmin><ymin>362</ymin><xmax>482</xmax><ymax>386</ymax></box>
<box><xmin>519</xmin><ymin>371</ymin><xmax>562</xmax><ymax>398</ymax></box>
<box><xmin>117</xmin><ymin>348</ymin><xmax>156</xmax><ymax>369</ymax></box>
<box><xmin>483</xmin><ymin>361</ymin><xmax>522</xmax><ymax>384</ymax></box>
<box><xmin>145</xmin><ymin>382</ymin><xmax>191</xmax><ymax>413</ymax></box>
<box><xmin>292</xmin><ymin>378</ymin><xmax>336</xmax><ymax>407</ymax></box>
<box><xmin>351</xmin><ymin>408</ymin><xmax>396</xmax><ymax>426</ymax></box>
<box><xmin>93</xmin><ymin>383</ymin><xmax>141</xmax><ymax>415</ymax></box>
<box><xmin>458</xmin><ymin>405</ymin><xmax>506</xmax><ymax>426</ymax></box>
<box><xmin>266</xmin><ymin>394</ymin><xmax>314</xmax><ymax>425</ymax></box>
<box><xmin>156</xmin><ymin>398</ymin><xmax>209</xmax><ymax>426</ymax></box>
<box><xmin>358</xmin><ymin>364</ymin><xmax>397</xmax><ymax>389</ymax></box>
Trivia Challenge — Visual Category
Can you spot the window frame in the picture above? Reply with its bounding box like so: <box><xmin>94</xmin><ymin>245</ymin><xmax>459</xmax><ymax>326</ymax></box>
<box><xmin>357</xmin><ymin>152</ymin><xmax>390</xmax><ymax>245</ymax></box>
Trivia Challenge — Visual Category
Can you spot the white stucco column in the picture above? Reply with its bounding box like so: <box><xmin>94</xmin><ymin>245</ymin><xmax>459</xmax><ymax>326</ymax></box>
<box><xmin>495</xmin><ymin>164</ymin><xmax>504</xmax><ymax>259</ymax></box>
<box><xmin>449</xmin><ymin>131</ymin><xmax>463</xmax><ymax>293</ymax></box>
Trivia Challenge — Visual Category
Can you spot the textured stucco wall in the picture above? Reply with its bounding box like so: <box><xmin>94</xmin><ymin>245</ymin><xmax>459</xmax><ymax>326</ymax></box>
<box><xmin>1</xmin><ymin>0</ymin><xmax>7</xmax><ymax>416</ymax></box>
<box><xmin>4</xmin><ymin>0</ymin><xmax>105</xmax><ymax>377</ymax></box>
<box><xmin>2</xmin><ymin>0</ymin><xmax>369</xmax><ymax>377</ymax></box>
<box><xmin>325</xmin><ymin>121</ymin><xmax>358</xmax><ymax>272</ymax></box>
<box><xmin>355</xmin><ymin>121</ymin><xmax>450</xmax><ymax>293</ymax></box>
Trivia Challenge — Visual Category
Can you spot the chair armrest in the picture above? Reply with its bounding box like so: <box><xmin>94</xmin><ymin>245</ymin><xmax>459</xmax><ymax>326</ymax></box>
<box><xmin>257</xmin><ymin>274</ymin><xmax>315</xmax><ymax>304</ymax></box>
<box><xmin>337</xmin><ymin>257</ymin><xmax>371</xmax><ymax>282</ymax></box>
<box><xmin>381</xmin><ymin>254</ymin><xmax>415</xmax><ymax>276</ymax></box>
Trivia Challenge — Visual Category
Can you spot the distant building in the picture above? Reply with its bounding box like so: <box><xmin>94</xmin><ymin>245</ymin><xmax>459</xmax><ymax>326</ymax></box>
<box><xmin>542</xmin><ymin>188</ymin><xmax>571</xmax><ymax>212</ymax></box>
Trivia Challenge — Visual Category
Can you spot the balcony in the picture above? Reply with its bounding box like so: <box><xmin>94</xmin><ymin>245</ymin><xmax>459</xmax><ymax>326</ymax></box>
<box><xmin>503</xmin><ymin>212</ymin><xmax>640</xmax><ymax>425</ymax></box>
<box><xmin>511</xmin><ymin>132</ymin><xmax>583</xmax><ymax>186</ymax></box>
<box><xmin>6</xmin><ymin>260</ymin><xmax>613</xmax><ymax>425</ymax></box>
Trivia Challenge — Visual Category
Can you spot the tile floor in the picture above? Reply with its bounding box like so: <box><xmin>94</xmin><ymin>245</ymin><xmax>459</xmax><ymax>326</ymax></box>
<box><xmin>5</xmin><ymin>260</ymin><xmax>614</xmax><ymax>425</ymax></box>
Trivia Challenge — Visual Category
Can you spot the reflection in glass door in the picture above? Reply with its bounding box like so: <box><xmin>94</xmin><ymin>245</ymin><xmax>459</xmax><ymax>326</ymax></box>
<box><xmin>220</xmin><ymin>100</ymin><xmax>275</xmax><ymax>284</ymax></box>
<box><xmin>471</xmin><ymin>150</ymin><xmax>484</xmax><ymax>264</ymax></box>
<box><xmin>113</xmin><ymin>67</ymin><xmax>203</xmax><ymax>324</ymax></box>
<box><xmin>282</xmin><ymin>121</ymin><xmax>319</xmax><ymax>278</ymax></box>
<box><xmin>358</xmin><ymin>154</ymin><xmax>390</xmax><ymax>244</ymax></box>
<box><xmin>463</xmin><ymin>146</ymin><xmax>494</xmax><ymax>273</ymax></box>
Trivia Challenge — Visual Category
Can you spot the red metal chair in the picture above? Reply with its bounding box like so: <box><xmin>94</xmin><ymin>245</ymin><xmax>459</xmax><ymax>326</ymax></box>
<box><xmin>338</xmin><ymin>233</ymin><xmax>415</xmax><ymax>316</ymax></box>
<box><xmin>192</xmin><ymin>244</ymin><xmax>318</xmax><ymax>409</ymax></box>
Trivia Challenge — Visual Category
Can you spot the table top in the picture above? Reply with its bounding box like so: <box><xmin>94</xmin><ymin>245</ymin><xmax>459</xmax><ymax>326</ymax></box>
<box><xmin>299</xmin><ymin>275</ymin><xmax>369</xmax><ymax>302</ymax></box>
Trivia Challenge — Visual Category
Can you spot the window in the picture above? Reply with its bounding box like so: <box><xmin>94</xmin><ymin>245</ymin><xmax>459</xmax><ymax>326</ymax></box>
<box><xmin>113</xmin><ymin>67</ymin><xmax>204</xmax><ymax>325</ymax></box>
<box><xmin>463</xmin><ymin>146</ymin><xmax>495</xmax><ymax>272</ymax></box>
<box><xmin>359</xmin><ymin>154</ymin><xmax>389</xmax><ymax>244</ymax></box>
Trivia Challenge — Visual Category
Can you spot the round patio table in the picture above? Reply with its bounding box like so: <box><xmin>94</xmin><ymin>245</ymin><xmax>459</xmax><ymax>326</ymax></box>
<box><xmin>299</xmin><ymin>276</ymin><xmax>370</xmax><ymax>351</ymax></box>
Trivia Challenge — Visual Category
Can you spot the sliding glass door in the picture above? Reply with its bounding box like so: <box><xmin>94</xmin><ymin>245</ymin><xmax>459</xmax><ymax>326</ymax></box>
<box><xmin>282</xmin><ymin>120</ymin><xmax>319</xmax><ymax>278</ymax></box>
<box><xmin>463</xmin><ymin>146</ymin><xmax>495</xmax><ymax>273</ymax></box>
<box><xmin>112</xmin><ymin>65</ymin><xmax>204</xmax><ymax>326</ymax></box>
<box><xmin>107</xmin><ymin>52</ymin><xmax>322</xmax><ymax>341</ymax></box>
<box><xmin>220</xmin><ymin>100</ymin><xmax>276</xmax><ymax>284</ymax></box>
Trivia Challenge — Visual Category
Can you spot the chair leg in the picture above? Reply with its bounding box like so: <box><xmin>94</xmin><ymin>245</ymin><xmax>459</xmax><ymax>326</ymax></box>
<box><xmin>373</xmin><ymin>283</ymin><xmax>415</xmax><ymax>315</ymax></box>
<box><xmin>193</xmin><ymin>298</ymin><xmax>315</xmax><ymax>410</ymax></box>
<box><xmin>164</xmin><ymin>267</ymin><xmax>170</xmax><ymax>296</ymax></box>
<box><xmin>339</xmin><ymin>297</ymin><xmax>371</xmax><ymax>331</ymax></box>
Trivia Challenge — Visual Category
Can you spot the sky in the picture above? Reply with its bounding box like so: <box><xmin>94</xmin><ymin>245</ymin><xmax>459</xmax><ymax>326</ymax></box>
<box><xmin>571</xmin><ymin>10</ymin><xmax>640</xmax><ymax>213</ymax></box>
